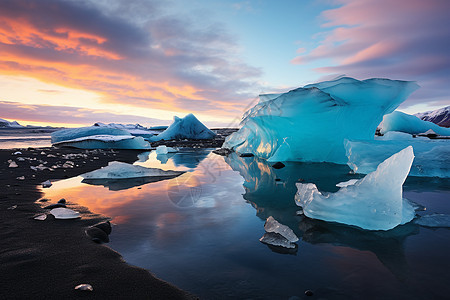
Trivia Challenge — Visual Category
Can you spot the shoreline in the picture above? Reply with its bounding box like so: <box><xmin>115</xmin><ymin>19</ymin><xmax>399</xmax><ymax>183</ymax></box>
<box><xmin>0</xmin><ymin>147</ymin><xmax>197</xmax><ymax>299</ymax></box>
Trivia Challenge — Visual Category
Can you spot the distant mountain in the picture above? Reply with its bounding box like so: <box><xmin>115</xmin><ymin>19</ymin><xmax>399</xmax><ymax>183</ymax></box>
<box><xmin>0</xmin><ymin>118</ymin><xmax>23</xmax><ymax>128</ymax></box>
<box><xmin>415</xmin><ymin>106</ymin><xmax>450</xmax><ymax>128</ymax></box>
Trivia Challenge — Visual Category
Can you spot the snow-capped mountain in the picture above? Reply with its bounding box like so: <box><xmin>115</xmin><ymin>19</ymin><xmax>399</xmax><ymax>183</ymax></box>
<box><xmin>0</xmin><ymin>118</ymin><xmax>23</xmax><ymax>128</ymax></box>
<box><xmin>415</xmin><ymin>106</ymin><xmax>450</xmax><ymax>128</ymax></box>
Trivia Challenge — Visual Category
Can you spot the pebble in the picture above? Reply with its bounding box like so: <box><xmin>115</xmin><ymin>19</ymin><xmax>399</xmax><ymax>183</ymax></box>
<box><xmin>7</xmin><ymin>205</ymin><xmax>17</xmax><ymax>210</ymax></box>
<box><xmin>16</xmin><ymin>176</ymin><xmax>25</xmax><ymax>180</ymax></box>
<box><xmin>42</xmin><ymin>180</ymin><xmax>52</xmax><ymax>188</ymax></box>
<box><xmin>9</xmin><ymin>161</ymin><xmax>18</xmax><ymax>168</ymax></box>
<box><xmin>74</xmin><ymin>284</ymin><xmax>93</xmax><ymax>292</ymax></box>
<box><xmin>304</xmin><ymin>290</ymin><xmax>314</xmax><ymax>296</ymax></box>
<box><xmin>57</xmin><ymin>198</ymin><xmax>66</xmax><ymax>204</ymax></box>
<box><xmin>93</xmin><ymin>221</ymin><xmax>112</xmax><ymax>235</ymax></box>
<box><xmin>271</xmin><ymin>162</ymin><xmax>285</xmax><ymax>169</ymax></box>
<box><xmin>86</xmin><ymin>227</ymin><xmax>109</xmax><ymax>243</ymax></box>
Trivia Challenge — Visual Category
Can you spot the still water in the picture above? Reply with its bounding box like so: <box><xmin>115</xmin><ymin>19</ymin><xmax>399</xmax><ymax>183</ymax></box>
<box><xmin>43</xmin><ymin>149</ymin><xmax>450</xmax><ymax>299</ymax></box>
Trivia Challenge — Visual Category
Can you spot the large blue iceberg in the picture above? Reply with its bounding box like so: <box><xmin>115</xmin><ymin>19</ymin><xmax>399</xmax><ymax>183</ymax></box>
<box><xmin>51</xmin><ymin>126</ymin><xmax>132</xmax><ymax>143</ymax></box>
<box><xmin>223</xmin><ymin>77</ymin><xmax>419</xmax><ymax>164</ymax></box>
<box><xmin>151</xmin><ymin>114</ymin><xmax>216</xmax><ymax>141</ymax></box>
<box><xmin>380</xmin><ymin>111</ymin><xmax>450</xmax><ymax>136</ymax></box>
<box><xmin>295</xmin><ymin>147</ymin><xmax>416</xmax><ymax>231</ymax></box>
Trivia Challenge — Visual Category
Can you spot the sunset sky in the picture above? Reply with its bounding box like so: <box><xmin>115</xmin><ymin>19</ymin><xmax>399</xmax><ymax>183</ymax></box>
<box><xmin>0</xmin><ymin>0</ymin><xmax>449</xmax><ymax>127</ymax></box>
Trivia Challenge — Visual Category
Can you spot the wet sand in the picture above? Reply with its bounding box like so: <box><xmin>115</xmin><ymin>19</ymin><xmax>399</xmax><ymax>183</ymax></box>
<box><xmin>0</xmin><ymin>147</ymin><xmax>196</xmax><ymax>299</ymax></box>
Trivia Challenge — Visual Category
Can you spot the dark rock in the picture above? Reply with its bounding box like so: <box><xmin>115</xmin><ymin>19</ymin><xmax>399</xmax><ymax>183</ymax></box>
<box><xmin>38</xmin><ymin>198</ymin><xmax>49</xmax><ymax>202</ymax></box>
<box><xmin>305</xmin><ymin>290</ymin><xmax>314</xmax><ymax>296</ymax></box>
<box><xmin>271</xmin><ymin>162</ymin><xmax>285</xmax><ymax>169</ymax></box>
<box><xmin>57</xmin><ymin>198</ymin><xmax>66</xmax><ymax>204</ymax></box>
<box><xmin>275</xmin><ymin>178</ymin><xmax>281</xmax><ymax>182</ymax></box>
<box><xmin>44</xmin><ymin>203</ymin><xmax>66</xmax><ymax>209</ymax></box>
<box><xmin>93</xmin><ymin>221</ymin><xmax>112</xmax><ymax>235</ymax></box>
<box><xmin>85</xmin><ymin>227</ymin><xmax>109</xmax><ymax>244</ymax></box>
<box><xmin>239</xmin><ymin>153</ymin><xmax>254</xmax><ymax>157</ymax></box>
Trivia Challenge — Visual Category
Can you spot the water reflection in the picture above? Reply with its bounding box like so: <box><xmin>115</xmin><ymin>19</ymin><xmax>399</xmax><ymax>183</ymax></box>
<box><xmin>224</xmin><ymin>153</ymin><xmax>421</xmax><ymax>281</ymax></box>
<box><xmin>81</xmin><ymin>174</ymin><xmax>183</xmax><ymax>191</ymax></box>
<box><xmin>41</xmin><ymin>149</ymin><xmax>450</xmax><ymax>299</ymax></box>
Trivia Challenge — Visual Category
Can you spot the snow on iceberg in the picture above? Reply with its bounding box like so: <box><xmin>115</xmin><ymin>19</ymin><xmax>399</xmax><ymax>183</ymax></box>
<box><xmin>380</xmin><ymin>111</ymin><xmax>450</xmax><ymax>136</ymax></box>
<box><xmin>53</xmin><ymin>135</ymin><xmax>151</xmax><ymax>150</ymax></box>
<box><xmin>151</xmin><ymin>114</ymin><xmax>216</xmax><ymax>141</ymax></box>
<box><xmin>81</xmin><ymin>161</ymin><xmax>184</xmax><ymax>179</ymax></box>
<box><xmin>295</xmin><ymin>147</ymin><xmax>416</xmax><ymax>231</ymax></box>
<box><xmin>345</xmin><ymin>138</ymin><xmax>450</xmax><ymax>178</ymax></box>
<box><xmin>223</xmin><ymin>77</ymin><xmax>419</xmax><ymax>164</ymax></box>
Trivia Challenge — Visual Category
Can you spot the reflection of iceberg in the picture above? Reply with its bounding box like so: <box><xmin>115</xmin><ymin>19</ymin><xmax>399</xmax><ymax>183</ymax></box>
<box><xmin>224</xmin><ymin>152</ymin><xmax>420</xmax><ymax>279</ymax></box>
<box><xmin>223</xmin><ymin>77</ymin><xmax>418</xmax><ymax>164</ymax></box>
<box><xmin>345</xmin><ymin>138</ymin><xmax>450</xmax><ymax>178</ymax></box>
<box><xmin>171</xmin><ymin>149</ymin><xmax>210</xmax><ymax>169</ymax></box>
<box><xmin>81</xmin><ymin>161</ymin><xmax>184</xmax><ymax>179</ymax></box>
<box><xmin>295</xmin><ymin>147</ymin><xmax>415</xmax><ymax>231</ymax></box>
<box><xmin>82</xmin><ymin>176</ymin><xmax>181</xmax><ymax>191</ymax></box>
<box><xmin>380</xmin><ymin>111</ymin><xmax>450</xmax><ymax>136</ymax></box>
<box><xmin>415</xmin><ymin>214</ymin><xmax>450</xmax><ymax>228</ymax></box>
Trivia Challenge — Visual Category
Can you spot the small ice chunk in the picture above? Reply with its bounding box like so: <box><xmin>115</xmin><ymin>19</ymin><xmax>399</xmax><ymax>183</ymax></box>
<box><xmin>295</xmin><ymin>146</ymin><xmax>415</xmax><ymax>231</ymax></box>
<box><xmin>9</xmin><ymin>161</ymin><xmax>18</xmax><ymax>168</ymax></box>
<box><xmin>40</xmin><ymin>151</ymin><xmax>46</xmax><ymax>155</ymax></box>
<box><xmin>415</xmin><ymin>214</ymin><xmax>450</xmax><ymax>228</ymax></box>
<box><xmin>42</xmin><ymin>180</ymin><xmax>52</xmax><ymax>188</ymax></box>
<box><xmin>336</xmin><ymin>179</ymin><xmax>359</xmax><ymax>187</ymax></box>
<box><xmin>264</xmin><ymin>216</ymin><xmax>299</xmax><ymax>242</ymax></box>
<box><xmin>17</xmin><ymin>157</ymin><xmax>25</xmax><ymax>161</ymax></box>
<box><xmin>7</xmin><ymin>205</ymin><xmax>17</xmax><ymax>210</ymax></box>
<box><xmin>74</xmin><ymin>284</ymin><xmax>93</xmax><ymax>292</ymax></box>
<box><xmin>380</xmin><ymin>111</ymin><xmax>450</xmax><ymax>136</ymax></box>
<box><xmin>155</xmin><ymin>145</ymin><xmax>177</xmax><ymax>155</ymax></box>
<box><xmin>16</xmin><ymin>176</ymin><xmax>25</xmax><ymax>180</ymax></box>
<box><xmin>34</xmin><ymin>214</ymin><xmax>47</xmax><ymax>221</ymax></box>
<box><xmin>13</xmin><ymin>151</ymin><xmax>22</xmax><ymax>155</ymax></box>
<box><xmin>81</xmin><ymin>161</ymin><xmax>184</xmax><ymax>179</ymax></box>
<box><xmin>259</xmin><ymin>232</ymin><xmax>296</xmax><ymax>249</ymax></box>
<box><xmin>50</xmin><ymin>207</ymin><xmax>80</xmax><ymax>219</ymax></box>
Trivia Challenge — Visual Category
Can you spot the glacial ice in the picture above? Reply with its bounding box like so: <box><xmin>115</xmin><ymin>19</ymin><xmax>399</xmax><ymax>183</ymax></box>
<box><xmin>151</xmin><ymin>114</ymin><xmax>216</xmax><ymax>141</ymax></box>
<box><xmin>380</xmin><ymin>111</ymin><xmax>450</xmax><ymax>136</ymax></box>
<box><xmin>414</xmin><ymin>214</ymin><xmax>450</xmax><ymax>228</ymax></box>
<box><xmin>259</xmin><ymin>232</ymin><xmax>297</xmax><ymax>249</ymax></box>
<box><xmin>345</xmin><ymin>138</ymin><xmax>450</xmax><ymax>177</ymax></box>
<box><xmin>223</xmin><ymin>77</ymin><xmax>419</xmax><ymax>164</ymax></box>
<box><xmin>295</xmin><ymin>147</ymin><xmax>416</xmax><ymax>231</ymax></box>
<box><xmin>81</xmin><ymin>161</ymin><xmax>184</xmax><ymax>179</ymax></box>
<box><xmin>155</xmin><ymin>145</ymin><xmax>177</xmax><ymax>155</ymax></box>
<box><xmin>50</xmin><ymin>207</ymin><xmax>80</xmax><ymax>219</ymax></box>
<box><xmin>93</xmin><ymin>122</ymin><xmax>157</xmax><ymax>139</ymax></box>
<box><xmin>53</xmin><ymin>135</ymin><xmax>151</xmax><ymax>150</ymax></box>
<box><xmin>51</xmin><ymin>126</ymin><xmax>132</xmax><ymax>143</ymax></box>
<box><xmin>264</xmin><ymin>216</ymin><xmax>299</xmax><ymax>242</ymax></box>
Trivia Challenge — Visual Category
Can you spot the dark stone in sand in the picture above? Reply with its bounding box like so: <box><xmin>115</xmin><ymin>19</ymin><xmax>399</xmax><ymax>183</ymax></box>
<box><xmin>212</xmin><ymin>148</ymin><xmax>232</xmax><ymax>156</ymax></box>
<box><xmin>38</xmin><ymin>198</ymin><xmax>49</xmax><ymax>202</ymax></box>
<box><xmin>44</xmin><ymin>203</ymin><xmax>66</xmax><ymax>209</ymax></box>
<box><xmin>275</xmin><ymin>178</ymin><xmax>281</xmax><ymax>182</ymax></box>
<box><xmin>239</xmin><ymin>153</ymin><xmax>254</xmax><ymax>157</ymax></box>
<box><xmin>305</xmin><ymin>290</ymin><xmax>314</xmax><ymax>296</ymax></box>
<box><xmin>271</xmin><ymin>162</ymin><xmax>285</xmax><ymax>169</ymax></box>
<box><xmin>86</xmin><ymin>227</ymin><xmax>109</xmax><ymax>244</ymax></box>
<box><xmin>93</xmin><ymin>221</ymin><xmax>112</xmax><ymax>235</ymax></box>
<box><xmin>57</xmin><ymin>198</ymin><xmax>66</xmax><ymax>204</ymax></box>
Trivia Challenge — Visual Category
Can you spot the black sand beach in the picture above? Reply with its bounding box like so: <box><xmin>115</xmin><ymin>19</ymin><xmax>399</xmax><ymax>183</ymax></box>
<box><xmin>0</xmin><ymin>147</ymin><xmax>197</xmax><ymax>299</ymax></box>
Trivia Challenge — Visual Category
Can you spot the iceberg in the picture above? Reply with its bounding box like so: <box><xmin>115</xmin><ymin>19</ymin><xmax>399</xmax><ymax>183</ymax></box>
<box><xmin>223</xmin><ymin>77</ymin><xmax>419</xmax><ymax>164</ymax></box>
<box><xmin>81</xmin><ymin>161</ymin><xmax>184</xmax><ymax>179</ymax></box>
<box><xmin>53</xmin><ymin>135</ymin><xmax>151</xmax><ymax>150</ymax></box>
<box><xmin>51</xmin><ymin>126</ymin><xmax>132</xmax><ymax>143</ymax></box>
<box><xmin>380</xmin><ymin>111</ymin><xmax>450</xmax><ymax>136</ymax></box>
<box><xmin>264</xmin><ymin>216</ymin><xmax>298</xmax><ymax>242</ymax></box>
<box><xmin>151</xmin><ymin>113</ymin><xmax>216</xmax><ymax>141</ymax></box>
<box><xmin>295</xmin><ymin>147</ymin><xmax>416</xmax><ymax>231</ymax></box>
<box><xmin>93</xmin><ymin>123</ymin><xmax>157</xmax><ymax>139</ymax></box>
<box><xmin>155</xmin><ymin>145</ymin><xmax>177</xmax><ymax>155</ymax></box>
<box><xmin>345</xmin><ymin>139</ymin><xmax>450</xmax><ymax>177</ymax></box>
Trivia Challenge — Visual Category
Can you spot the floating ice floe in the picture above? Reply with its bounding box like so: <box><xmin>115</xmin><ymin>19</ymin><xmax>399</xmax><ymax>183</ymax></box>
<box><xmin>53</xmin><ymin>135</ymin><xmax>151</xmax><ymax>150</ymax></box>
<box><xmin>380</xmin><ymin>111</ymin><xmax>450</xmax><ymax>136</ymax></box>
<box><xmin>81</xmin><ymin>161</ymin><xmax>184</xmax><ymax>179</ymax></box>
<box><xmin>295</xmin><ymin>147</ymin><xmax>416</xmax><ymax>231</ymax></box>
<box><xmin>223</xmin><ymin>77</ymin><xmax>418</xmax><ymax>164</ymax></box>
<box><xmin>155</xmin><ymin>145</ymin><xmax>177</xmax><ymax>155</ymax></box>
<box><xmin>414</xmin><ymin>214</ymin><xmax>450</xmax><ymax>228</ymax></box>
<box><xmin>151</xmin><ymin>113</ymin><xmax>216</xmax><ymax>141</ymax></box>
<box><xmin>345</xmin><ymin>138</ymin><xmax>450</xmax><ymax>177</ymax></box>
<box><xmin>259</xmin><ymin>232</ymin><xmax>297</xmax><ymax>249</ymax></box>
<box><xmin>264</xmin><ymin>216</ymin><xmax>299</xmax><ymax>242</ymax></box>
<box><xmin>50</xmin><ymin>207</ymin><xmax>80</xmax><ymax>219</ymax></box>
